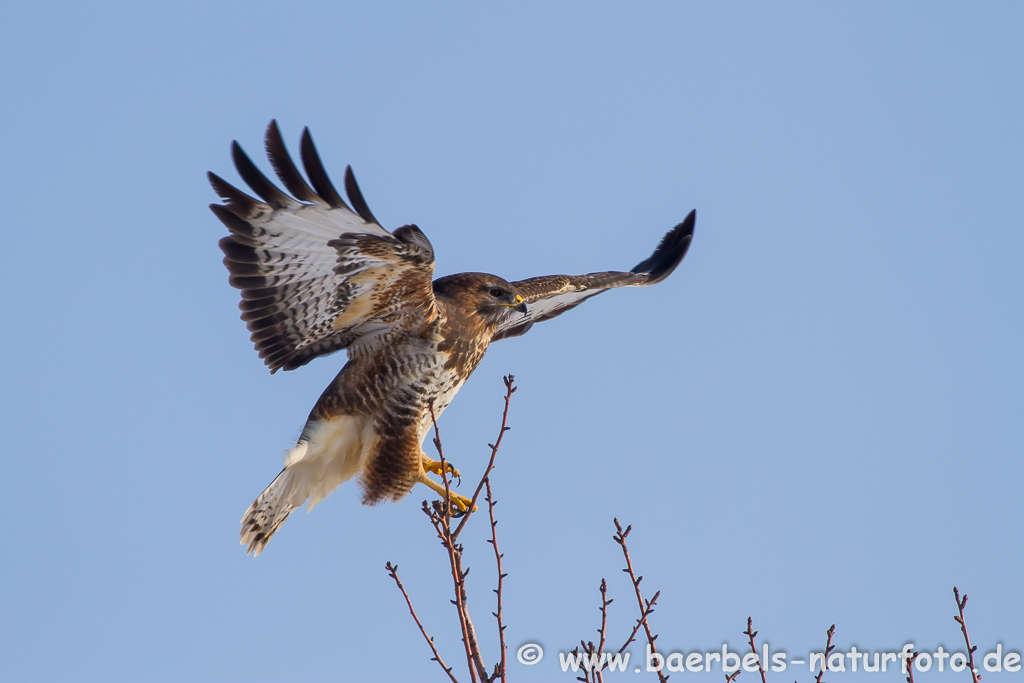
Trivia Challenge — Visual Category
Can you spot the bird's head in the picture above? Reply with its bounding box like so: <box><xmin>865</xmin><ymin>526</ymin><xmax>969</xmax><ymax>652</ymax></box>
<box><xmin>433</xmin><ymin>273</ymin><xmax>528</xmax><ymax>329</ymax></box>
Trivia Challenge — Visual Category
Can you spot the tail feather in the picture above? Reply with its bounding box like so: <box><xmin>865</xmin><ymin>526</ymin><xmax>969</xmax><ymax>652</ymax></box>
<box><xmin>240</xmin><ymin>416</ymin><xmax>369</xmax><ymax>556</ymax></box>
<box><xmin>240</xmin><ymin>468</ymin><xmax>301</xmax><ymax>556</ymax></box>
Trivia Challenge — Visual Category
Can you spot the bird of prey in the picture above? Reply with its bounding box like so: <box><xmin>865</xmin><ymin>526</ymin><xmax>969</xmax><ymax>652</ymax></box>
<box><xmin>212</xmin><ymin>121</ymin><xmax>695</xmax><ymax>555</ymax></box>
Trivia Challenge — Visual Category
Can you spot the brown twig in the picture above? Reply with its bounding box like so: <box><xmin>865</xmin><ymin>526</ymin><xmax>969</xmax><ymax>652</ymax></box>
<box><xmin>485</xmin><ymin>479</ymin><xmax>507</xmax><ymax>683</ymax></box>
<box><xmin>612</xmin><ymin>590</ymin><xmax>655</xmax><ymax>661</ymax></box>
<box><xmin>814</xmin><ymin>624</ymin><xmax>836</xmax><ymax>683</ymax></box>
<box><xmin>427</xmin><ymin>398</ymin><xmax>457</xmax><ymax>519</ymax></box>
<box><xmin>568</xmin><ymin>644</ymin><xmax>594</xmax><ymax>683</ymax></box>
<box><xmin>421</xmin><ymin>379</ymin><xmax>518</xmax><ymax>683</ymax></box>
<box><xmin>453</xmin><ymin>375</ymin><xmax>517</xmax><ymax>539</ymax></box>
<box><xmin>576</xmin><ymin>579</ymin><xmax>615</xmax><ymax>683</ymax></box>
<box><xmin>423</xmin><ymin>501</ymin><xmax>481</xmax><ymax>683</ymax></box>
<box><xmin>743</xmin><ymin>617</ymin><xmax>768</xmax><ymax>683</ymax></box>
<box><xmin>953</xmin><ymin>586</ymin><xmax>982</xmax><ymax>683</ymax></box>
<box><xmin>905</xmin><ymin>650</ymin><xmax>919</xmax><ymax>683</ymax></box>
<box><xmin>725</xmin><ymin>671</ymin><xmax>742</xmax><ymax>683</ymax></box>
<box><xmin>385</xmin><ymin>561</ymin><xmax>459</xmax><ymax>683</ymax></box>
<box><xmin>425</xmin><ymin>401</ymin><xmax>482</xmax><ymax>683</ymax></box>
<box><xmin>597</xmin><ymin>578</ymin><xmax>611</xmax><ymax>664</ymax></box>
<box><xmin>613</xmin><ymin>518</ymin><xmax>668</xmax><ymax>683</ymax></box>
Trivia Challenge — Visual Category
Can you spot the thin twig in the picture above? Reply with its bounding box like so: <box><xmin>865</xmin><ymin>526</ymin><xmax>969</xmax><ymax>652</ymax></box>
<box><xmin>613</xmin><ymin>518</ymin><xmax>668</xmax><ymax>683</ymax></box>
<box><xmin>393</xmin><ymin>378</ymin><xmax>518</xmax><ymax>683</ymax></box>
<box><xmin>426</xmin><ymin>401</ymin><xmax>480</xmax><ymax>683</ymax></box>
<box><xmin>385</xmin><ymin>562</ymin><xmax>459</xmax><ymax>683</ymax></box>
<box><xmin>485</xmin><ymin>479</ymin><xmax>507</xmax><ymax>683</ymax></box>
<box><xmin>905</xmin><ymin>650</ymin><xmax>919</xmax><ymax>683</ymax></box>
<box><xmin>611</xmin><ymin>590</ymin><xmax>656</xmax><ymax>661</ymax></box>
<box><xmin>725</xmin><ymin>671</ymin><xmax>741</xmax><ymax>683</ymax></box>
<box><xmin>576</xmin><ymin>579</ymin><xmax>615</xmax><ymax>683</ymax></box>
<box><xmin>953</xmin><ymin>587</ymin><xmax>982</xmax><ymax>683</ymax></box>
<box><xmin>597</xmin><ymin>579</ymin><xmax>610</xmax><ymax>664</ymax></box>
<box><xmin>425</xmin><ymin>501</ymin><xmax>479</xmax><ymax>683</ymax></box>
<box><xmin>463</xmin><ymin>612</ymin><xmax>488</xmax><ymax>683</ymax></box>
<box><xmin>427</xmin><ymin>389</ymin><xmax>516</xmax><ymax>683</ymax></box>
<box><xmin>568</xmin><ymin>645</ymin><xmax>592</xmax><ymax>683</ymax></box>
<box><xmin>611</xmin><ymin>609</ymin><xmax>654</xmax><ymax>661</ymax></box>
<box><xmin>453</xmin><ymin>375</ymin><xmax>517</xmax><ymax>539</ymax></box>
<box><xmin>428</xmin><ymin>399</ymin><xmax>456</xmax><ymax>519</ymax></box>
<box><xmin>743</xmin><ymin>617</ymin><xmax>768</xmax><ymax>683</ymax></box>
<box><xmin>814</xmin><ymin>624</ymin><xmax>836</xmax><ymax>683</ymax></box>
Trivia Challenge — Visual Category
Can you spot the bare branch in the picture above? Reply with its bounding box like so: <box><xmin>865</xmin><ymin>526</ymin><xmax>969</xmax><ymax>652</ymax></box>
<box><xmin>597</xmin><ymin>578</ymin><xmax>610</xmax><ymax>663</ymax></box>
<box><xmin>953</xmin><ymin>587</ymin><xmax>982</xmax><ymax>683</ymax></box>
<box><xmin>453</xmin><ymin>375</ymin><xmax>517</xmax><ymax>539</ymax></box>
<box><xmin>814</xmin><ymin>624</ymin><xmax>836</xmax><ymax>683</ymax></box>
<box><xmin>485</xmin><ymin>479</ymin><xmax>507</xmax><ymax>683</ymax></box>
<box><xmin>424</xmin><ymin>380</ymin><xmax>519</xmax><ymax>683</ymax></box>
<box><xmin>569</xmin><ymin>645</ymin><xmax>594</xmax><ymax>683</ymax></box>
<box><xmin>905</xmin><ymin>650</ymin><xmax>919</xmax><ymax>683</ymax></box>
<box><xmin>423</xmin><ymin>501</ymin><xmax>479</xmax><ymax>683</ymax></box>
<box><xmin>575</xmin><ymin>579</ymin><xmax>616</xmax><ymax>683</ymax></box>
<box><xmin>613</xmin><ymin>518</ymin><xmax>668</xmax><ymax>683</ymax></box>
<box><xmin>425</xmin><ymin>401</ymin><xmax>481</xmax><ymax>683</ymax></box>
<box><xmin>743</xmin><ymin>617</ymin><xmax>767</xmax><ymax>683</ymax></box>
<box><xmin>385</xmin><ymin>561</ymin><xmax>460</xmax><ymax>683</ymax></box>
<box><xmin>427</xmin><ymin>399</ymin><xmax>457</xmax><ymax>519</ymax></box>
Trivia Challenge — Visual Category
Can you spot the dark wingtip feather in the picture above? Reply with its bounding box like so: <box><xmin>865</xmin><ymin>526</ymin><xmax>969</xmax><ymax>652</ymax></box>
<box><xmin>344</xmin><ymin>165</ymin><xmax>378</xmax><ymax>225</ymax></box>
<box><xmin>208</xmin><ymin>172</ymin><xmax>264</xmax><ymax>218</ymax></box>
<box><xmin>264</xmin><ymin>120</ymin><xmax>321</xmax><ymax>204</ymax></box>
<box><xmin>631</xmin><ymin>209</ymin><xmax>695</xmax><ymax>283</ymax></box>
<box><xmin>231</xmin><ymin>141</ymin><xmax>293</xmax><ymax>209</ymax></box>
<box><xmin>209</xmin><ymin>203</ymin><xmax>261</xmax><ymax>244</ymax></box>
<box><xmin>299</xmin><ymin>127</ymin><xmax>349</xmax><ymax>210</ymax></box>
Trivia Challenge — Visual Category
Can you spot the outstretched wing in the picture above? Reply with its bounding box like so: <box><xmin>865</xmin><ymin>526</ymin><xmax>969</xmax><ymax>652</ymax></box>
<box><xmin>491</xmin><ymin>210</ymin><xmax>695</xmax><ymax>342</ymax></box>
<box><xmin>212</xmin><ymin>120</ymin><xmax>437</xmax><ymax>372</ymax></box>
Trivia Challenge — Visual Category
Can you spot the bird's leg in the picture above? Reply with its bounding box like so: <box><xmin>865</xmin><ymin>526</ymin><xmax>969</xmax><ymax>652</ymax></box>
<box><xmin>419</xmin><ymin>474</ymin><xmax>477</xmax><ymax>515</ymax></box>
<box><xmin>419</xmin><ymin>453</ymin><xmax>475</xmax><ymax>514</ymax></box>
<box><xmin>421</xmin><ymin>455</ymin><xmax>461</xmax><ymax>483</ymax></box>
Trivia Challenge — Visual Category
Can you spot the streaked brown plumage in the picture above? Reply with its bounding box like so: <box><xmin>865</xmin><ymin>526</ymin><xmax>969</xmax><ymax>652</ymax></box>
<box><xmin>212</xmin><ymin>121</ymin><xmax>695</xmax><ymax>555</ymax></box>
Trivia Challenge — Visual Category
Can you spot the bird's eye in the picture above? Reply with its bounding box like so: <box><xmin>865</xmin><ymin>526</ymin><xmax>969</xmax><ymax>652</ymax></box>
<box><xmin>488</xmin><ymin>288</ymin><xmax>504</xmax><ymax>298</ymax></box>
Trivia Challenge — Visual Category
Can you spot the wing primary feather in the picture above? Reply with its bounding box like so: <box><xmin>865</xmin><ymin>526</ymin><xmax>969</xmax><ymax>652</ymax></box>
<box><xmin>264</xmin><ymin>120</ymin><xmax>322</xmax><ymax>204</ymax></box>
<box><xmin>491</xmin><ymin>211</ymin><xmax>696</xmax><ymax>343</ymax></box>
<box><xmin>630</xmin><ymin>209</ymin><xmax>695</xmax><ymax>283</ymax></box>
<box><xmin>219</xmin><ymin>236</ymin><xmax>263</xmax><ymax>263</ymax></box>
<box><xmin>210</xmin><ymin>204</ymin><xmax>261</xmax><ymax>244</ymax></box>
<box><xmin>207</xmin><ymin>172</ymin><xmax>264</xmax><ymax>219</ymax></box>
<box><xmin>231</xmin><ymin>141</ymin><xmax>294</xmax><ymax>209</ymax></box>
<box><xmin>344</xmin><ymin>166</ymin><xmax>379</xmax><ymax>225</ymax></box>
<box><xmin>299</xmin><ymin>127</ymin><xmax>350</xmax><ymax>210</ymax></box>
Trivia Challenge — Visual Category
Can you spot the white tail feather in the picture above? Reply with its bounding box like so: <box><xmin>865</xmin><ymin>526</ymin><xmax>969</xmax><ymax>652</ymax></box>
<box><xmin>240</xmin><ymin>416</ymin><xmax>371</xmax><ymax>556</ymax></box>
<box><xmin>239</xmin><ymin>468</ymin><xmax>302</xmax><ymax>556</ymax></box>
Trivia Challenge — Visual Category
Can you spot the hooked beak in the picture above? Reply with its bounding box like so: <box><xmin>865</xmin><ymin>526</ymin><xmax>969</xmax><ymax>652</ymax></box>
<box><xmin>500</xmin><ymin>294</ymin><xmax>528</xmax><ymax>314</ymax></box>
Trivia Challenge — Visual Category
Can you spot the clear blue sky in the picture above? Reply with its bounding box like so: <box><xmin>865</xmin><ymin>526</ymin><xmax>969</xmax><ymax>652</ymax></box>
<box><xmin>2</xmin><ymin>2</ymin><xmax>1021</xmax><ymax>682</ymax></box>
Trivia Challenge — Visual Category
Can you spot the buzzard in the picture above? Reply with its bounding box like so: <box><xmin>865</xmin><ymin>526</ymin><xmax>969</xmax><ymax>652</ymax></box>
<box><xmin>212</xmin><ymin>121</ymin><xmax>695</xmax><ymax>555</ymax></box>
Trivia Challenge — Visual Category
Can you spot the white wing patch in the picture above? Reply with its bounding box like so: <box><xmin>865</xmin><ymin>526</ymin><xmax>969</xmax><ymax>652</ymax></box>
<box><xmin>212</xmin><ymin>121</ymin><xmax>438</xmax><ymax>372</ymax></box>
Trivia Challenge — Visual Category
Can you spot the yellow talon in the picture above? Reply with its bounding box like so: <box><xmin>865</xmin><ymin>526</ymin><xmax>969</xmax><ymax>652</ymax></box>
<box><xmin>447</xmin><ymin>491</ymin><xmax>476</xmax><ymax>517</ymax></box>
<box><xmin>422</xmin><ymin>456</ymin><xmax>461</xmax><ymax>480</ymax></box>
<box><xmin>419</xmin><ymin>470</ymin><xmax>478</xmax><ymax>515</ymax></box>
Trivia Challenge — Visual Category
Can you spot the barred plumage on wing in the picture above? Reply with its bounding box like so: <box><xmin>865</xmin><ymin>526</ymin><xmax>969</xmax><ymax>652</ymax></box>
<box><xmin>212</xmin><ymin>120</ymin><xmax>423</xmax><ymax>373</ymax></box>
<box><xmin>212</xmin><ymin>121</ymin><xmax>696</xmax><ymax>555</ymax></box>
<box><xmin>491</xmin><ymin>213</ymin><xmax>694</xmax><ymax>341</ymax></box>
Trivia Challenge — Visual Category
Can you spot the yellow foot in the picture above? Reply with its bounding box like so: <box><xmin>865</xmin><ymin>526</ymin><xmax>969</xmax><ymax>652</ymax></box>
<box><xmin>422</xmin><ymin>456</ymin><xmax>461</xmax><ymax>481</ymax></box>
<box><xmin>419</xmin><ymin>474</ymin><xmax>478</xmax><ymax>516</ymax></box>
